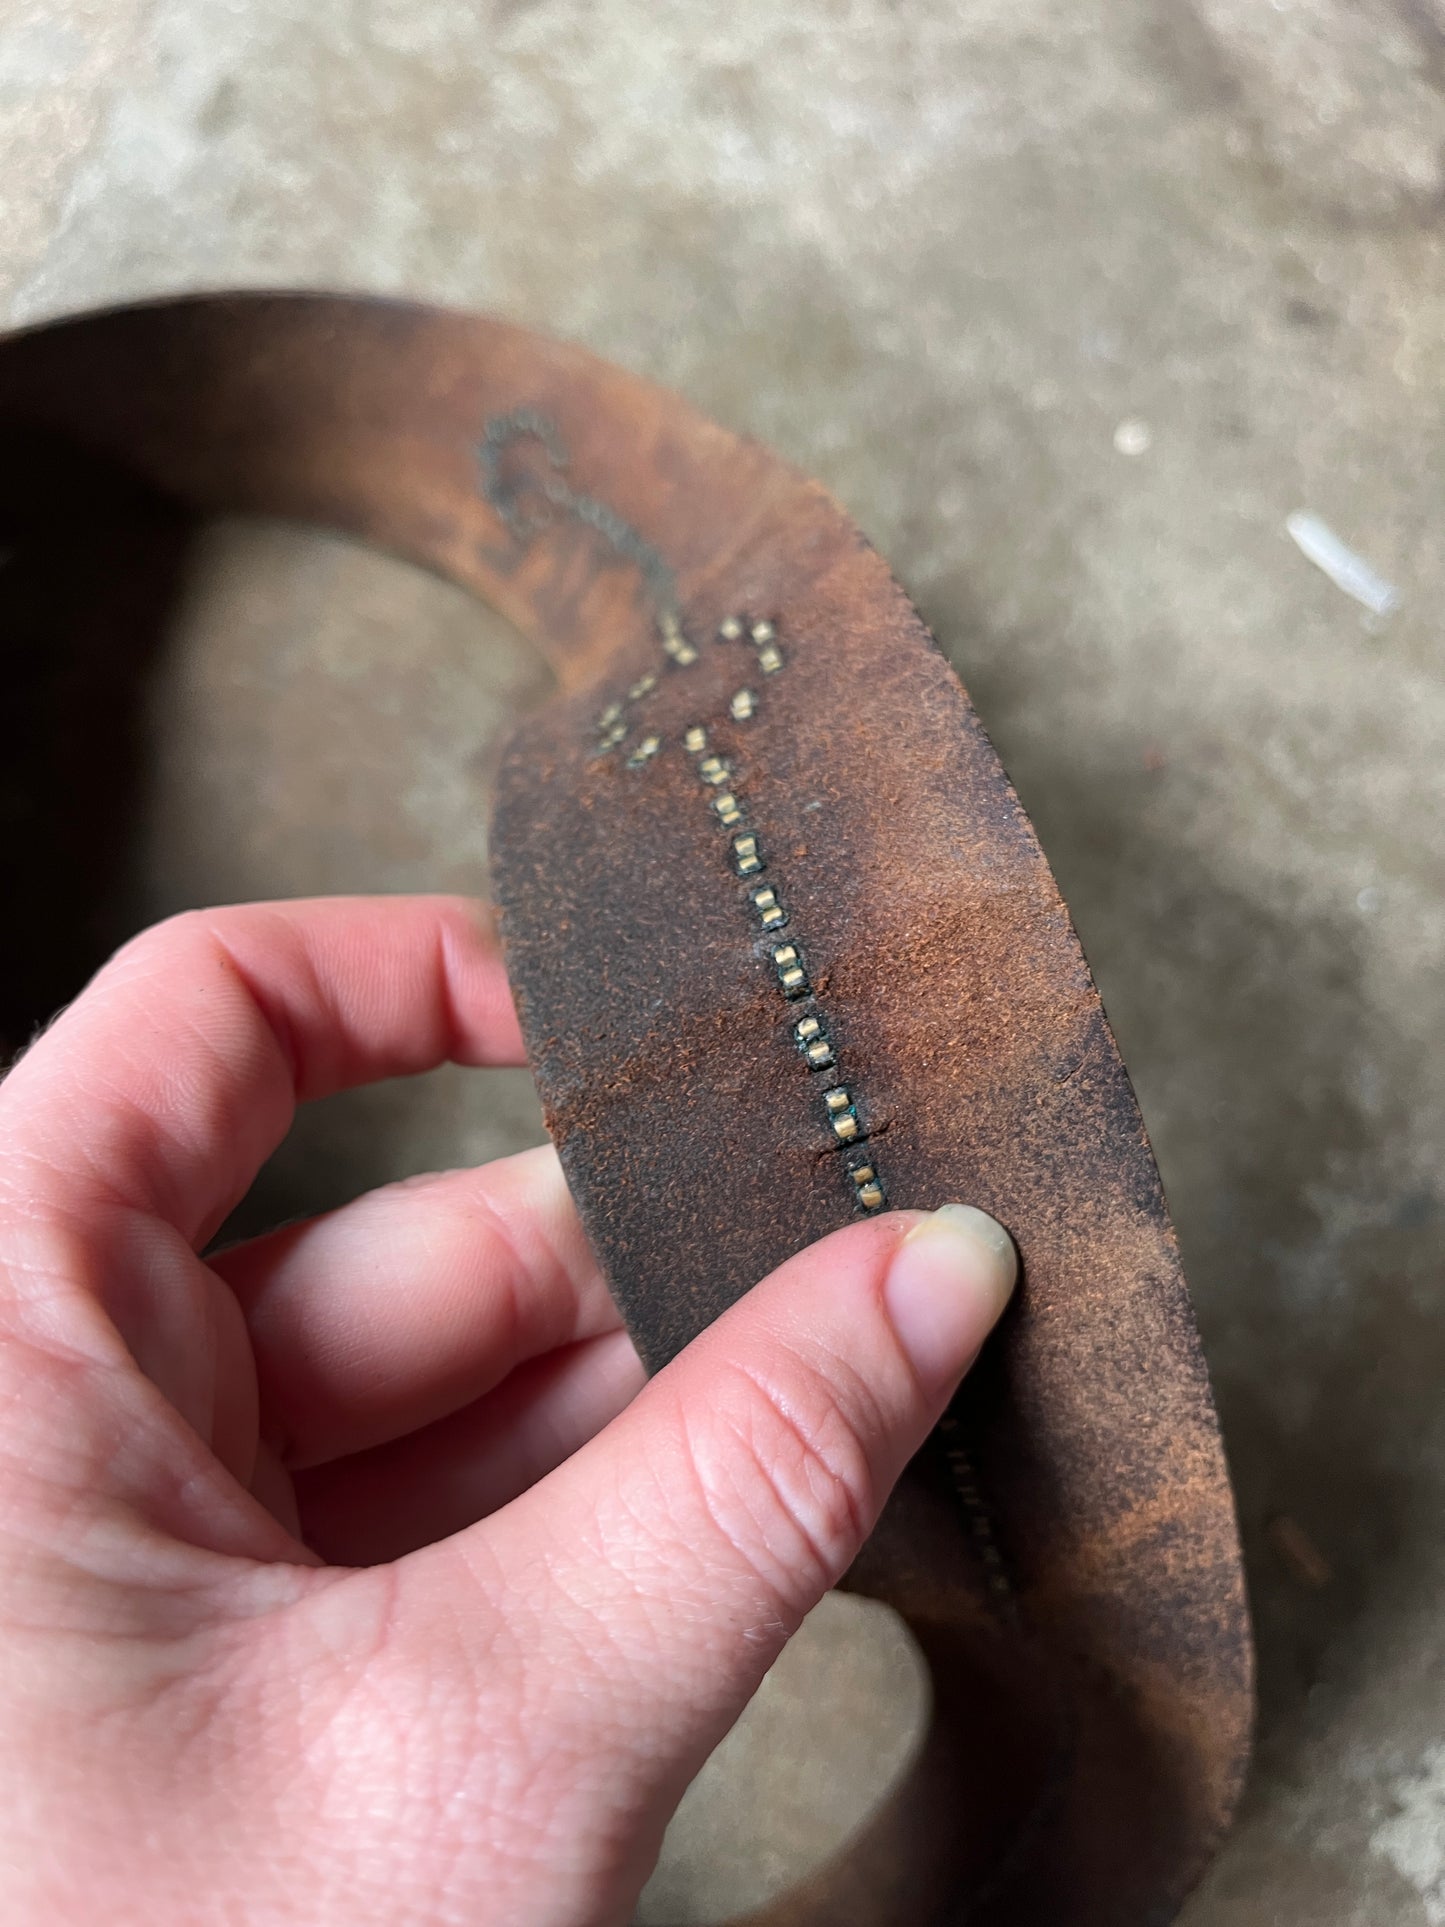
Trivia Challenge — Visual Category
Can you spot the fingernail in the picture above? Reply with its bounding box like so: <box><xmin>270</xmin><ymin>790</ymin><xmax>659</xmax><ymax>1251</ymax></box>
<box><xmin>884</xmin><ymin>1205</ymin><xmax>1017</xmax><ymax>1393</ymax></box>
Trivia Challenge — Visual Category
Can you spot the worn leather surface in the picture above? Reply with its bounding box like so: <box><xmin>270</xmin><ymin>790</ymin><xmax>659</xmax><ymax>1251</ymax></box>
<box><xmin>0</xmin><ymin>293</ymin><xmax>1253</xmax><ymax>1925</ymax></box>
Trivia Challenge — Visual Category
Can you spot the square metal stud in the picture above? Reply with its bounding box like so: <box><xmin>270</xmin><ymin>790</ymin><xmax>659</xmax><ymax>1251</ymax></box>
<box><xmin>698</xmin><ymin>755</ymin><xmax>732</xmax><ymax>786</ymax></box>
<box><xmin>597</xmin><ymin>701</ymin><xmax>623</xmax><ymax>729</ymax></box>
<box><xmin>730</xmin><ymin>688</ymin><xmax>757</xmax><ymax>721</ymax></box>
<box><xmin>751</xmin><ymin>885</ymin><xmax>787</xmax><ymax>930</ymax></box>
<box><xmin>713</xmin><ymin>792</ymin><xmax>744</xmax><ymax>827</ymax></box>
<box><xmin>757</xmin><ymin>643</ymin><xmax>784</xmax><ymax>675</ymax></box>
<box><xmin>663</xmin><ymin>631</ymin><xmax>698</xmax><ymax>666</ymax></box>
<box><xmin>793</xmin><ymin>1014</ymin><xmax>835</xmax><ymax>1068</ymax></box>
<box><xmin>750</xmin><ymin>620</ymin><xmax>776</xmax><ymax>645</ymax></box>
<box><xmin>684</xmin><ymin>725</ymin><xmax>708</xmax><ymax>754</ymax></box>
<box><xmin>659</xmin><ymin>609</ymin><xmax>682</xmax><ymax>639</ymax></box>
<box><xmin>773</xmin><ymin>943</ymin><xmax>809</xmax><ymax>998</ymax></box>
<box><xmin>824</xmin><ymin>1087</ymin><xmax>861</xmax><ymax>1143</ymax></box>
<box><xmin>628</xmin><ymin>672</ymin><xmax>658</xmax><ymax>701</ymax></box>
<box><xmin>732</xmin><ymin>833</ymin><xmax>762</xmax><ymax>877</ymax></box>
<box><xmin>850</xmin><ymin>1163</ymin><xmax>886</xmax><ymax>1211</ymax></box>
<box><xmin>717</xmin><ymin>615</ymin><xmax>745</xmax><ymax>642</ymax></box>
<box><xmin>597</xmin><ymin>722</ymin><xmax>627</xmax><ymax>751</ymax></box>
<box><xmin>626</xmin><ymin>734</ymin><xmax>661</xmax><ymax>768</ymax></box>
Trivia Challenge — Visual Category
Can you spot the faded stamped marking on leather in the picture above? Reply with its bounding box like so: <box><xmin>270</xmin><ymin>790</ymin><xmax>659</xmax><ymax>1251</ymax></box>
<box><xmin>480</xmin><ymin>407</ymin><xmax>678</xmax><ymax>608</ymax></box>
<box><xmin>481</xmin><ymin>409</ymin><xmax>706</xmax><ymax>758</ymax></box>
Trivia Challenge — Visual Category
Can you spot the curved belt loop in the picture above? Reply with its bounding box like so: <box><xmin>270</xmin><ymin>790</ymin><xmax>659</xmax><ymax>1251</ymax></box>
<box><xmin>0</xmin><ymin>293</ymin><xmax>1253</xmax><ymax>1927</ymax></box>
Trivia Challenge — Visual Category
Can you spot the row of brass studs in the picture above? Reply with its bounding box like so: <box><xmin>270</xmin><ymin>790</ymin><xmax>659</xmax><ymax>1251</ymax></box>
<box><xmin>594</xmin><ymin>610</ymin><xmax>701</xmax><ymax>757</ymax></box>
<box><xmin>659</xmin><ymin>608</ymin><xmax>699</xmax><ymax>666</ymax></box>
<box><xmin>936</xmin><ymin>1413</ymin><xmax>1015</xmax><ymax>1606</ymax></box>
<box><xmin>719</xmin><ymin>613</ymin><xmax>785</xmax><ymax>677</ymax></box>
<box><xmin>591</xmin><ymin>603</ymin><xmax>888</xmax><ymax>1217</ymax></box>
<box><xmin>597</xmin><ymin>609</ymin><xmax>780</xmax><ymax>761</ymax></box>
<box><xmin>484</xmin><ymin>403</ymin><xmax>1002</xmax><ymax>1595</ymax></box>
<box><xmin>680</xmin><ymin>617</ymin><xmax>886</xmax><ymax>1217</ymax></box>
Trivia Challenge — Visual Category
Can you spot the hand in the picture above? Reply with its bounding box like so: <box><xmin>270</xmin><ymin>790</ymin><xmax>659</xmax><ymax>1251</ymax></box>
<box><xmin>0</xmin><ymin>896</ymin><xmax>1015</xmax><ymax>1925</ymax></box>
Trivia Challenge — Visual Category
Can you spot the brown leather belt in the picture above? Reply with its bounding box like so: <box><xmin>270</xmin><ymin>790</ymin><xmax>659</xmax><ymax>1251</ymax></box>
<box><xmin>0</xmin><ymin>293</ymin><xmax>1253</xmax><ymax>1925</ymax></box>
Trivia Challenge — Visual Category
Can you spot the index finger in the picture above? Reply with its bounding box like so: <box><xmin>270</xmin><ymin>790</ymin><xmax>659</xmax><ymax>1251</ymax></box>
<box><xmin>0</xmin><ymin>895</ymin><xmax>526</xmax><ymax>1247</ymax></box>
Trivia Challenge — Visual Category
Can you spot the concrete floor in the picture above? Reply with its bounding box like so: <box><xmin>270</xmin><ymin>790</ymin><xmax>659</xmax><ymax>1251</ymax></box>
<box><xmin>3</xmin><ymin>2</ymin><xmax>1443</xmax><ymax>1920</ymax></box>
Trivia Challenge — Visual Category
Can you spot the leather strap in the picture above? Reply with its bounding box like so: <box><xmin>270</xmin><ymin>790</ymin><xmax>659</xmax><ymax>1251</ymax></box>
<box><xmin>0</xmin><ymin>293</ymin><xmax>1253</xmax><ymax>1925</ymax></box>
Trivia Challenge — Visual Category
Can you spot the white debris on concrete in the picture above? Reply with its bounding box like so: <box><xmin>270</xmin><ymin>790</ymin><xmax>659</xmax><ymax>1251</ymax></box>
<box><xmin>1286</xmin><ymin>511</ymin><xmax>1401</xmax><ymax>617</ymax></box>
<box><xmin>1113</xmin><ymin>417</ymin><xmax>1152</xmax><ymax>455</ymax></box>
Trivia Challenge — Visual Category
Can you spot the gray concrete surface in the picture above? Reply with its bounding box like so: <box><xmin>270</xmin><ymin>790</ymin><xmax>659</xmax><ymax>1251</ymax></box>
<box><xmin>3</xmin><ymin>2</ymin><xmax>1443</xmax><ymax>1920</ymax></box>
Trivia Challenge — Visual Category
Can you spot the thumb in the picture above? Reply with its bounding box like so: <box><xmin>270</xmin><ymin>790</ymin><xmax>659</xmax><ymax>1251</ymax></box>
<box><xmin>462</xmin><ymin>1203</ymin><xmax>1015</xmax><ymax>1809</ymax></box>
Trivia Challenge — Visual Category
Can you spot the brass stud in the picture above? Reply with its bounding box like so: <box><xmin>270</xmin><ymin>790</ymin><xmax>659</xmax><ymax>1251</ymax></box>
<box><xmin>718</xmin><ymin>615</ymin><xmax>744</xmax><ymax>642</ymax></box>
<box><xmin>733</xmin><ymin>833</ymin><xmax>762</xmax><ymax>877</ymax></box>
<box><xmin>597</xmin><ymin>702</ymin><xmax>623</xmax><ymax>728</ymax></box>
<box><xmin>773</xmin><ymin>943</ymin><xmax>809</xmax><ymax>998</ymax></box>
<box><xmin>824</xmin><ymin>1087</ymin><xmax>861</xmax><ymax>1143</ymax></box>
<box><xmin>628</xmin><ymin>672</ymin><xmax>658</xmax><ymax>700</ymax></box>
<box><xmin>751</xmin><ymin>885</ymin><xmax>786</xmax><ymax>929</ymax></box>
<box><xmin>597</xmin><ymin>722</ymin><xmax>627</xmax><ymax>751</ymax></box>
<box><xmin>757</xmin><ymin>642</ymin><xmax>784</xmax><ymax>675</ymax></box>
<box><xmin>664</xmin><ymin>633</ymin><xmax>698</xmax><ymax>666</ymax></box>
<box><xmin>659</xmin><ymin>609</ymin><xmax>682</xmax><ymax>638</ymax></box>
<box><xmin>714</xmin><ymin>792</ymin><xmax>744</xmax><ymax>827</ymax></box>
<box><xmin>850</xmin><ymin>1163</ymin><xmax>886</xmax><ymax>1211</ymax></box>
<box><xmin>793</xmin><ymin>1014</ymin><xmax>834</xmax><ymax>1068</ymax></box>
<box><xmin>698</xmin><ymin>755</ymin><xmax>732</xmax><ymax>786</ymax></box>
<box><xmin>750</xmin><ymin>620</ymin><xmax>776</xmax><ymax>645</ymax></box>
<box><xmin>730</xmin><ymin>688</ymin><xmax>757</xmax><ymax>721</ymax></box>
<box><xmin>626</xmin><ymin>734</ymin><xmax>661</xmax><ymax>768</ymax></box>
<box><xmin>684</xmin><ymin>725</ymin><xmax>708</xmax><ymax>754</ymax></box>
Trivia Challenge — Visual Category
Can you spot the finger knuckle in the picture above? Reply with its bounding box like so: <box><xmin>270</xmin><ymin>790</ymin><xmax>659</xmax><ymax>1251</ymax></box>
<box><xmin>111</xmin><ymin>908</ymin><xmax>217</xmax><ymax>978</ymax></box>
<box><xmin>683</xmin><ymin>1355</ymin><xmax>880</xmax><ymax>1613</ymax></box>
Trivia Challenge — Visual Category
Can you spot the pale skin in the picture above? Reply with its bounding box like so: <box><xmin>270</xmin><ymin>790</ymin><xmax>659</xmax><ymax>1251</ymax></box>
<box><xmin>0</xmin><ymin>895</ymin><xmax>1015</xmax><ymax>1925</ymax></box>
